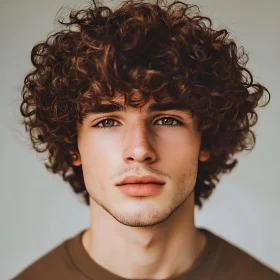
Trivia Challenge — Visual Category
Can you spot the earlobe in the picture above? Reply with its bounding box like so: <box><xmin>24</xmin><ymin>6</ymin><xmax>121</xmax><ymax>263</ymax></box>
<box><xmin>72</xmin><ymin>158</ymin><xmax>82</xmax><ymax>166</ymax></box>
<box><xmin>199</xmin><ymin>150</ymin><xmax>210</xmax><ymax>162</ymax></box>
<box><xmin>69</xmin><ymin>151</ymin><xmax>82</xmax><ymax>166</ymax></box>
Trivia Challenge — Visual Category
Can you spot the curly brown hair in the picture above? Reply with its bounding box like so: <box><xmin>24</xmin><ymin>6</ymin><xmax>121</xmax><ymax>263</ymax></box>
<box><xmin>20</xmin><ymin>0</ymin><xmax>270</xmax><ymax>208</ymax></box>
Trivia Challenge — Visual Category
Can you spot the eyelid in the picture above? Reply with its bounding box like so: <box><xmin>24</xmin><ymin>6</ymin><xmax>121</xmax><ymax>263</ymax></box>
<box><xmin>92</xmin><ymin>113</ymin><xmax>183</xmax><ymax>122</ymax></box>
<box><xmin>154</xmin><ymin>115</ymin><xmax>183</xmax><ymax>123</ymax></box>
<box><xmin>92</xmin><ymin>115</ymin><xmax>184</xmax><ymax>127</ymax></box>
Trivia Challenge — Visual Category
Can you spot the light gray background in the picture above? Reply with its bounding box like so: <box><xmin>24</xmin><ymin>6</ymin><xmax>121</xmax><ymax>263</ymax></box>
<box><xmin>1</xmin><ymin>0</ymin><xmax>279</xmax><ymax>279</ymax></box>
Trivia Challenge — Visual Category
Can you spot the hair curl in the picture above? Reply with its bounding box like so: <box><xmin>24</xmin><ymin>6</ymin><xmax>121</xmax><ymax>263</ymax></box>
<box><xmin>20</xmin><ymin>0</ymin><xmax>270</xmax><ymax>208</ymax></box>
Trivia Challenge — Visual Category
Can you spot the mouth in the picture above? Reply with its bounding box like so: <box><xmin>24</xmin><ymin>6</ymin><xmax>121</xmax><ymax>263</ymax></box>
<box><xmin>117</xmin><ymin>183</ymin><xmax>165</xmax><ymax>197</ymax></box>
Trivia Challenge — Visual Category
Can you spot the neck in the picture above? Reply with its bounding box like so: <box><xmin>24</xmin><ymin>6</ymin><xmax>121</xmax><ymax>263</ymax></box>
<box><xmin>82</xmin><ymin>192</ymin><xmax>206</xmax><ymax>279</ymax></box>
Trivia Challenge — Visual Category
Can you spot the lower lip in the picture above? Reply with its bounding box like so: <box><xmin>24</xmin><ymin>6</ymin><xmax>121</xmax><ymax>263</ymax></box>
<box><xmin>117</xmin><ymin>183</ymin><xmax>164</xmax><ymax>196</ymax></box>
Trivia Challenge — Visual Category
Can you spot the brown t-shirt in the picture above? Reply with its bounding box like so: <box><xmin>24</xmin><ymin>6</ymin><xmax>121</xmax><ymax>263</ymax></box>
<box><xmin>11</xmin><ymin>228</ymin><xmax>280</xmax><ymax>280</ymax></box>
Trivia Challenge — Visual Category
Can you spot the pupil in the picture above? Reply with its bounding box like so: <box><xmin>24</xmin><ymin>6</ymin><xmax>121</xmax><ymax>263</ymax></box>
<box><xmin>164</xmin><ymin>118</ymin><xmax>171</xmax><ymax>124</ymax></box>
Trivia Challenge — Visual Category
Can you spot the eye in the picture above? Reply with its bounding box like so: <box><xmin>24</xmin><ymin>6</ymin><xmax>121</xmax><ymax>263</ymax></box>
<box><xmin>155</xmin><ymin>117</ymin><xmax>183</xmax><ymax>127</ymax></box>
<box><xmin>94</xmin><ymin>118</ymin><xmax>119</xmax><ymax>129</ymax></box>
<box><xmin>93</xmin><ymin>117</ymin><xmax>183</xmax><ymax>129</ymax></box>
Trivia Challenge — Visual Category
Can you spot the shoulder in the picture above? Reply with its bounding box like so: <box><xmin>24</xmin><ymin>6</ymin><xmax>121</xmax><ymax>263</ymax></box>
<box><xmin>11</xmin><ymin>232</ymin><xmax>81</xmax><ymax>280</ymax></box>
<box><xmin>202</xmin><ymin>229</ymin><xmax>280</xmax><ymax>279</ymax></box>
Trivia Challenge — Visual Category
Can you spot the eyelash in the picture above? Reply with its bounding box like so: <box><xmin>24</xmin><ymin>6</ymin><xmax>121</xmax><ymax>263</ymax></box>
<box><xmin>93</xmin><ymin>117</ymin><xmax>183</xmax><ymax>129</ymax></box>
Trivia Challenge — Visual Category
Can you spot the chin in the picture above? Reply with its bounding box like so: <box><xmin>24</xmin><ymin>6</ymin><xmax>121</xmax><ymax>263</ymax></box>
<box><xmin>111</xmin><ymin>203</ymin><xmax>174</xmax><ymax>227</ymax></box>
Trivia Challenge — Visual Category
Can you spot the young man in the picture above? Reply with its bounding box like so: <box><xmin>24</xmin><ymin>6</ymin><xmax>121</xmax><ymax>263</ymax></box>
<box><xmin>13</xmin><ymin>0</ymin><xmax>280</xmax><ymax>279</ymax></box>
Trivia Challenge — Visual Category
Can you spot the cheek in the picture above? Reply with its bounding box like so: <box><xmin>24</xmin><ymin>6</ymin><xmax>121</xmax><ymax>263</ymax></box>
<box><xmin>79</xmin><ymin>134</ymin><xmax>119</xmax><ymax>189</ymax></box>
<box><xmin>159</xmin><ymin>130</ymin><xmax>200</xmax><ymax>159</ymax></box>
<box><xmin>79</xmin><ymin>132</ymin><xmax>119</xmax><ymax>166</ymax></box>
<box><xmin>160</xmin><ymin>132</ymin><xmax>200</xmax><ymax>184</ymax></box>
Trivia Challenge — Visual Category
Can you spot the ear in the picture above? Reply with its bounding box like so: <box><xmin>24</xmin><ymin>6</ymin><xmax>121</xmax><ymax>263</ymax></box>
<box><xmin>69</xmin><ymin>151</ymin><xmax>82</xmax><ymax>166</ymax></box>
<box><xmin>199</xmin><ymin>150</ymin><xmax>210</xmax><ymax>162</ymax></box>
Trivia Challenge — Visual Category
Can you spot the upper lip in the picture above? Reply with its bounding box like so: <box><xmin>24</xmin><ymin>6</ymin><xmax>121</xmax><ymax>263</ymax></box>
<box><xmin>116</xmin><ymin>175</ymin><xmax>165</xmax><ymax>186</ymax></box>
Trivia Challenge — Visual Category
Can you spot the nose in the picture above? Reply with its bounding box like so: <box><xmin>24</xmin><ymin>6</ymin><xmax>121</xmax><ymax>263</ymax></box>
<box><xmin>122</xmin><ymin>121</ymin><xmax>157</xmax><ymax>164</ymax></box>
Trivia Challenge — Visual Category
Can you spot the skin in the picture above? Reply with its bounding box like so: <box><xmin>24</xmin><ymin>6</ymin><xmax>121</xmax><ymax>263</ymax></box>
<box><xmin>72</xmin><ymin>93</ymin><xmax>210</xmax><ymax>279</ymax></box>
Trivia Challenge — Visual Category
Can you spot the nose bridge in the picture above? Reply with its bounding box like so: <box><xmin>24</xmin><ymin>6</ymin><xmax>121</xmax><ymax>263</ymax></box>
<box><xmin>122</xmin><ymin>116</ymin><xmax>156</xmax><ymax>162</ymax></box>
<box><xmin>124</xmin><ymin>117</ymin><xmax>151</xmax><ymax>145</ymax></box>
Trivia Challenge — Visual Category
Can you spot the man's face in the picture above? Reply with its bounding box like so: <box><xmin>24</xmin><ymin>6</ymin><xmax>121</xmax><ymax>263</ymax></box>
<box><xmin>73</xmin><ymin>94</ymin><xmax>209</xmax><ymax>227</ymax></box>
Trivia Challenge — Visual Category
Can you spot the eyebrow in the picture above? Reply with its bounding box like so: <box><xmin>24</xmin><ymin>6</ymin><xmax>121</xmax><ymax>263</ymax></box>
<box><xmin>86</xmin><ymin>101</ymin><xmax>192</xmax><ymax>116</ymax></box>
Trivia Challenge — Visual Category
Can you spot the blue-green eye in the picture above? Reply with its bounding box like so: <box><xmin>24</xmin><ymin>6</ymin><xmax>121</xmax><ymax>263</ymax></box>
<box><xmin>156</xmin><ymin>117</ymin><xmax>181</xmax><ymax>126</ymax></box>
<box><xmin>95</xmin><ymin>118</ymin><xmax>117</xmax><ymax>128</ymax></box>
<box><xmin>93</xmin><ymin>117</ymin><xmax>183</xmax><ymax>129</ymax></box>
